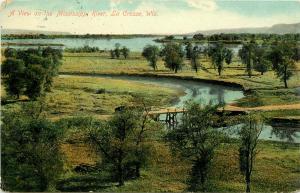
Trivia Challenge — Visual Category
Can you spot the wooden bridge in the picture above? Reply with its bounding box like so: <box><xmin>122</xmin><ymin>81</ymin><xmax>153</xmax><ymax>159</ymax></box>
<box><xmin>147</xmin><ymin>103</ymin><xmax>300</xmax><ymax>126</ymax></box>
<box><xmin>148</xmin><ymin>106</ymin><xmax>244</xmax><ymax>125</ymax></box>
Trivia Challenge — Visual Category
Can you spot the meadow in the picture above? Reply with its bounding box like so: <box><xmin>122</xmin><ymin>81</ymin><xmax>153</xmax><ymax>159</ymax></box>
<box><xmin>60</xmin><ymin>51</ymin><xmax>300</xmax><ymax>117</ymax></box>
<box><xmin>55</xmin><ymin>51</ymin><xmax>300</xmax><ymax>192</ymax></box>
<box><xmin>1</xmin><ymin>49</ymin><xmax>299</xmax><ymax>192</ymax></box>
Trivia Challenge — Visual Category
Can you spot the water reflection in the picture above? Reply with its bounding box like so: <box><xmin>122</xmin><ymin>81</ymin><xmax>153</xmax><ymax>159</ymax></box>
<box><xmin>271</xmin><ymin>126</ymin><xmax>299</xmax><ymax>143</ymax></box>
<box><xmin>62</xmin><ymin>74</ymin><xmax>300</xmax><ymax>143</ymax></box>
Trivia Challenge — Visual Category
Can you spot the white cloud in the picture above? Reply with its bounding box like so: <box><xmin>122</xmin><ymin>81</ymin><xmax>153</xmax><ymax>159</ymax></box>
<box><xmin>186</xmin><ymin>0</ymin><xmax>217</xmax><ymax>11</ymax></box>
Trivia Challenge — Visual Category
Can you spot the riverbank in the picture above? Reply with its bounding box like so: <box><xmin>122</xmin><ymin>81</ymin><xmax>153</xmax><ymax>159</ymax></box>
<box><xmin>59</xmin><ymin>51</ymin><xmax>300</xmax><ymax>117</ymax></box>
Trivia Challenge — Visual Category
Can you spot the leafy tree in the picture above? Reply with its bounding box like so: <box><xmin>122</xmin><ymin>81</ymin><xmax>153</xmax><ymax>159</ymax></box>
<box><xmin>190</xmin><ymin>46</ymin><xmax>201</xmax><ymax>73</ymax></box>
<box><xmin>239</xmin><ymin>42</ymin><xmax>256</xmax><ymax>78</ymax></box>
<box><xmin>185</xmin><ymin>42</ymin><xmax>193</xmax><ymax>59</ymax></box>
<box><xmin>268</xmin><ymin>42</ymin><xmax>297</xmax><ymax>88</ymax></box>
<box><xmin>224</xmin><ymin>48</ymin><xmax>233</xmax><ymax>65</ymax></box>
<box><xmin>166</xmin><ymin>102</ymin><xmax>223</xmax><ymax>191</ymax></box>
<box><xmin>110</xmin><ymin>49</ymin><xmax>116</xmax><ymax>59</ymax></box>
<box><xmin>1</xmin><ymin>58</ymin><xmax>26</xmax><ymax>98</ymax></box>
<box><xmin>1</xmin><ymin>47</ymin><xmax>62</xmax><ymax>99</ymax></box>
<box><xmin>1</xmin><ymin>103</ymin><xmax>63</xmax><ymax>191</ymax></box>
<box><xmin>121</xmin><ymin>46</ymin><xmax>130</xmax><ymax>59</ymax></box>
<box><xmin>209</xmin><ymin>43</ymin><xmax>228</xmax><ymax>76</ymax></box>
<box><xmin>142</xmin><ymin>45</ymin><xmax>160</xmax><ymax>71</ymax></box>
<box><xmin>86</xmin><ymin>106</ymin><xmax>152</xmax><ymax>186</ymax></box>
<box><xmin>161</xmin><ymin>43</ymin><xmax>184</xmax><ymax>73</ymax></box>
<box><xmin>238</xmin><ymin>113</ymin><xmax>263</xmax><ymax>193</ymax></box>
<box><xmin>193</xmin><ymin>33</ymin><xmax>205</xmax><ymax>40</ymax></box>
<box><xmin>41</xmin><ymin>48</ymin><xmax>62</xmax><ymax>91</ymax></box>
<box><xmin>4</xmin><ymin>47</ymin><xmax>17</xmax><ymax>58</ymax></box>
<box><xmin>114</xmin><ymin>43</ymin><xmax>121</xmax><ymax>58</ymax></box>
<box><xmin>253</xmin><ymin>46</ymin><xmax>270</xmax><ymax>75</ymax></box>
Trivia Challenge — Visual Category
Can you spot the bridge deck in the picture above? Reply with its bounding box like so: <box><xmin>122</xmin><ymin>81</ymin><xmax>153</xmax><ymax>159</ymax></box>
<box><xmin>148</xmin><ymin>104</ymin><xmax>300</xmax><ymax>115</ymax></box>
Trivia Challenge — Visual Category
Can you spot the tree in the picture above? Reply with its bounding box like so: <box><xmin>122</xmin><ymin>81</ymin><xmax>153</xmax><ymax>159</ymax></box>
<box><xmin>253</xmin><ymin>46</ymin><xmax>270</xmax><ymax>75</ymax></box>
<box><xmin>1</xmin><ymin>58</ymin><xmax>26</xmax><ymax>98</ymax></box>
<box><xmin>224</xmin><ymin>48</ymin><xmax>233</xmax><ymax>65</ymax></box>
<box><xmin>86</xmin><ymin>106</ymin><xmax>152</xmax><ymax>186</ymax></box>
<box><xmin>238</xmin><ymin>113</ymin><xmax>263</xmax><ymax>193</ymax></box>
<box><xmin>1</xmin><ymin>102</ymin><xmax>63</xmax><ymax>191</ymax></box>
<box><xmin>110</xmin><ymin>49</ymin><xmax>116</xmax><ymax>59</ymax></box>
<box><xmin>185</xmin><ymin>42</ymin><xmax>193</xmax><ymax>60</ymax></box>
<box><xmin>114</xmin><ymin>43</ymin><xmax>121</xmax><ymax>58</ymax></box>
<box><xmin>166</xmin><ymin>102</ymin><xmax>223</xmax><ymax>191</ymax></box>
<box><xmin>4</xmin><ymin>47</ymin><xmax>17</xmax><ymax>58</ymax></box>
<box><xmin>268</xmin><ymin>42</ymin><xmax>297</xmax><ymax>88</ymax></box>
<box><xmin>142</xmin><ymin>45</ymin><xmax>160</xmax><ymax>71</ymax></box>
<box><xmin>193</xmin><ymin>33</ymin><xmax>205</xmax><ymax>40</ymax></box>
<box><xmin>1</xmin><ymin>47</ymin><xmax>62</xmax><ymax>100</ymax></box>
<box><xmin>121</xmin><ymin>46</ymin><xmax>130</xmax><ymax>59</ymax></box>
<box><xmin>161</xmin><ymin>43</ymin><xmax>184</xmax><ymax>73</ymax></box>
<box><xmin>239</xmin><ymin>42</ymin><xmax>256</xmax><ymax>78</ymax></box>
<box><xmin>190</xmin><ymin>46</ymin><xmax>201</xmax><ymax>73</ymax></box>
<box><xmin>209</xmin><ymin>43</ymin><xmax>228</xmax><ymax>76</ymax></box>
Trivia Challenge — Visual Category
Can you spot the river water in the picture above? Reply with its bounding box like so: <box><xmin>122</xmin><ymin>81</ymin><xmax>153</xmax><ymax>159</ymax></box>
<box><xmin>62</xmin><ymin>74</ymin><xmax>300</xmax><ymax>143</ymax></box>
<box><xmin>2</xmin><ymin>37</ymin><xmax>242</xmax><ymax>53</ymax></box>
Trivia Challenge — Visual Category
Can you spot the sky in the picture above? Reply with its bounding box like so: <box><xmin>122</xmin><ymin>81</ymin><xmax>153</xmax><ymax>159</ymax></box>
<box><xmin>0</xmin><ymin>0</ymin><xmax>299</xmax><ymax>34</ymax></box>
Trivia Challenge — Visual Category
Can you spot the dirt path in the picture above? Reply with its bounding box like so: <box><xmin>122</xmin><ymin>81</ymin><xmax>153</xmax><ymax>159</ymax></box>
<box><xmin>225</xmin><ymin>103</ymin><xmax>300</xmax><ymax>112</ymax></box>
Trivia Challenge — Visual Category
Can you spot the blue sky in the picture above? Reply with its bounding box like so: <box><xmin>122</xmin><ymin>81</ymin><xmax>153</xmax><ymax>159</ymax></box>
<box><xmin>0</xmin><ymin>0</ymin><xmax>299</xmax><ymax>34</ymax></box>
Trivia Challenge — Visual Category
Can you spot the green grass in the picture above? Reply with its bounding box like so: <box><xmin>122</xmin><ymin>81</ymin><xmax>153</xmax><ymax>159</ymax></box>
<box><xmin>59</xmin><ymin>52</ymin><xmax>300</xmax><ymax>118</ymax></box>
<box><xmin>1</xmin><ymin>74</ymin><xmax>182</xmax><ymax>120</ymax></box>
<box><xmin>58</xmin><ymin>127</ymin><xmax>300</xmax><ymax>192</ymax></box>
<box><xmin>61</xmin><ymin>52</ymin><xmax>300</xmax><ymax>90</ymax></box>
<box><xmin>1</xmin><ymin>50</ymin><xmax>299</xmax><ymax>192</ymax></box>
<box><xmin>45</xmin><ymin>75</ymin><xmax>182</xmax><ymax>119</ymax></box>
<box><xmin>235</xmin><ymin>89</ymin><xmax>300</xmax><ymax>108</ymax></box>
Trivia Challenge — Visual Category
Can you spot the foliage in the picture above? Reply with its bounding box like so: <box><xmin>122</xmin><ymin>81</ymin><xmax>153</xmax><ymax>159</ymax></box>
<box><xmin>4</xmin><ymin>47</ymin><xmax>17</xmax><ymax>58</ymax></box>
<box><xmin>253</xmin><ymin>46</ymin><xmax>270</xmax><ymax>75</ymax></box>
<box><xmin>121</xmin><ymin>46</ymin><xmax>130</xmax><ymax>59</ymax></box>
<box><xmin>193</xmin><ymin>33</ymin><xmax>205</xmax><ymax>40</ymax></box>
<box><xmin>185</xmin><ymin>42</ymin><xmax>193</xmax><ymax>59</ymax></box>
<box><xmin>190</xmin><ymin>45</ymin><xmax>201</xmax><ymax>73</ymax></box>
<box><xmin>114</xmin><ymin>43</ymin><xmax>121</xmax><ymax>58</ymax></box>
<box><xmin>161</xmin><ymin>43</ymin><xmax>184</xmax><ymax>73</ymax></box>
<box><xmin>65</xmin><ymin>45</ymin><xmax>101</xmax><ymax>53</ymax></box>
<box><xmin>239</xmin><ymin>41</ymin><xmax>256</xmax><ymax>78</ymax></box>
<box><xmin>238</xmin><ymin>113</ymin><xmax>263</xmax><ymax>193</ymax></box>
<box><xmin>110</xmin><ymin>49</ymin><xmax>116</xmax><ymax>59</ymax></box>
<box><xmin>224</xmin><ymin>48</ymin><xmax>233</xmax><ymax>65</ymax></box>
<box><xmin>86</xmin><ymin>106</ymin><xmax>153</xmax><ymax>186</ymax></box>
<box><xmin>267</xmin><ymin>41</ymin><xmax>297</xmax><ymax>88</ymax></box>
<box><xmin>142</xmin><ymin>45</ymin><xmax>160</xmax><ymax>70</ymax></box>
<box><xmin>166</xmin><ymin>102</ymin><xmax>223</xmax><ymax>191</ymax></box>
<box><xmin>1</xmin><ymin>58</ymin><xmax>26</xmax><ymax>98</ymax></box>
<box><xmin>1</xmin><ymin>102</ymin><xmax>63</xmax><ymax>191</ymax></box>
<box><xmin>209</xmin><ymin>43</ymin><xmax>231</xmax><ymax>76</ymax></box>
<box><xmin>1</xmin><ymin>47</ymin><xmax>62</xmax><ymax>99</ymax></box>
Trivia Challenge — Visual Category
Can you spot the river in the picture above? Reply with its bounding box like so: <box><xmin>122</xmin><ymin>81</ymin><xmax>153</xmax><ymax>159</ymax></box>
<box><xmin>62</xmin><ymin>74</ymin><xmax>300</xmax><ymax>143</ymax></box>
<box><xmin>2</xmin><ymin>37</ymin><xmax>242</xmax><ymax>53</ymax></box>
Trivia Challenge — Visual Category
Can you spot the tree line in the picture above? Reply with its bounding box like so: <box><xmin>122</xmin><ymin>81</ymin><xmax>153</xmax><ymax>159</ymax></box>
<box><xmin>142</xmin><ymin>40</ymin><xmax>299</xmax><ymax>88</ymax></box>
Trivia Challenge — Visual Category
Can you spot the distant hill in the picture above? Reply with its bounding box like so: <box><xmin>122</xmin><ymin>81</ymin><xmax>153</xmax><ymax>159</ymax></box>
<box><xmin>1</xmin><ymin>28</ymin><xmax>71</xmax><ymax>35</ymax></box>
<box><xmin>189</xmin><ymin>23</ymin><xmax>300</xmax><ymax>35</ymax></box>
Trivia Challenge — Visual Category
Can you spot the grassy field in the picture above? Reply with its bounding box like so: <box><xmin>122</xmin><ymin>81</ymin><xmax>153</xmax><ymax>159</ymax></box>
<box><xmin>58</xmin><ymin>121</ymin><xmax>300</xmax><ymax>192</ymax></box>
<box><xmin>60</xmin><ymin>52</ymin><xmax>300</xmax><ymax>90</ymax></box>
<box><xmin>60</xmin><ymin>51</ymin><xmax>300</xmax><ymax>117</ymax></box>
<box><xmin>1</xmin><ymin>75</ymin><xmax>182</xmax><ymax>120</ymax></box>
<box><xmin>1</xmin><ymin>50</ymin><xmax>299</xmax><ymax>192</ymax></box>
